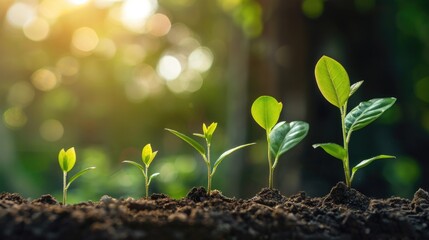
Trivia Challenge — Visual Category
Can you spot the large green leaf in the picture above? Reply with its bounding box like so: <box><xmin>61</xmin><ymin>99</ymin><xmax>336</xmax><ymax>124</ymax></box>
<box><xmin>165</xmin><ymin>128</ymin><xmax>205</xmax><ymax>156</ymax></box>
<box><xmin>350</xmin><ymin>155</ymin><xmax>395</xmax><ymax>182</ymax></box>
<box><xmin>314</xmin><ymin>56</ymin><xmax>350</xmax><ymax>108</ymax></box>
<box><xmin>345</xmin><ymin>98</ymin><xmax>396</xmax><ymax>134</ymax></box>
<box><xmin>211</xmin><ymin>143</ymin><xmax>255</xmax><ymax>176</ymax></box>
<box><xmin>251</xmin><ymin>96</ymin><xmax>282</xmax><ymax>132</ymax></box>
<box><xmin>269</xmin><ymin>121</ymin><xmax>309</xmax><ymax>159</ymax></box>
<box><xmin>66</xmin><ymin>167</ymin><xmax>96</xmax><ymax>189</ymax></box>
<box><xmin>312</xmin><ymin>143</ymin><xmax>346</xmax><ymax>161</ymax></box>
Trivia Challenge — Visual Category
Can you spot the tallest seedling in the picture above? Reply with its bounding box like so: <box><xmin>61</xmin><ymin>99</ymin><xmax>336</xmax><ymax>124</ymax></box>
<box><xmin>313</xmin><ymin>56</ymin><xmax>396</xmax><ymax>187</ymax></box>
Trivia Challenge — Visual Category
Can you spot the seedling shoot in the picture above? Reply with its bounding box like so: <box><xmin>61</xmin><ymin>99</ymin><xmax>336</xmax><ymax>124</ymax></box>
<box><xmin>313</xmin><ymin>55</ymin><xmax>396</xmax><ymax>187</ymax></box>
<box><xmin>251</xmin><ymin>96</ymin><xmax>309</xmax><ymax>189</ymax></box>
<box><xmin>58</xmin><ymin>147</ymin><xmax>96</xmax><ymax>205</ymax></box>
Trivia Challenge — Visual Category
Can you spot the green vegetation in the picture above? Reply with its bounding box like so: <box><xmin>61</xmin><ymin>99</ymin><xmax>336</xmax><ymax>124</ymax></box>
<box><xmin>58</xmin><ymin>147</ymin><xmax>96</xmax><ymax>205</ymax></box>
<box><xmin>166</xmin><ymin>123</ymin><xmax>255</xmax><ymax>195</ymax></box>
<box><xmin>313</xmin><ymin>55</ymin><xmax>396</xmax><ymax>187</ymax></box>
<box><xmin>123</xmin><ymin>144</ymin><xmax>160</xmax><ymax>198</ymax></box>
<box><xmin>251</xmin><ymin>96</ymin><xmax>309</xmax><ymax>189</ymax></box>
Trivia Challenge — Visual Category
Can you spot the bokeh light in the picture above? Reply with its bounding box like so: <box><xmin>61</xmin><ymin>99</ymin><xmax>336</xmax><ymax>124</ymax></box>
<box><xmin>56</xmin><ymin>56</ymin><xmax>80</xmax><ymax>77</ymax></box>
<box><xmin>71</xmin><ymin>27</ymin><xmax>100</xmax><ymax>53</ymax></box>
<box><xmin>31</xmin><ymin>68</ymin><xmax>59</xmax><ymax>91</ymax></box>
<box><xmin>188</xmin><ymin>47</ymin><xmax>214</xmax><ymax>73</ymax></box>
<box><xmin>147</xmin><ymin>13</ymin><xmax>171</xmax><ymax>37</ymax></box>
<box><xmin>7</xmin><ymin>81</ymin><xmax>35</xmax><ymax>107</ymax></box>
<box><xmin>23</xmin><ymin>17</ymin><xmax>50</xmax><ymax>41</ymax></box>
<box><xmin>120</xmin><ymin>0</ymin><xmax>158</xmax><ymax>33</ymax></box>
<box><xmin>39</xmin><ymin>119</ymin><xmax>64</xmax><ymax>142</ymax></box>
<box><xmin>3</xmin><ymin>108</ymin><xmax>27</xmax><ymax>129</ymax></box>
<box><xmin>6</xmin><ymin>2</ymin><xmax>36</xmax><ymax>28</ymax></box>
<box><xmin>157</xmin><ymin>55</ymin><xmax>183</xmax><ymax>81</ymax></box>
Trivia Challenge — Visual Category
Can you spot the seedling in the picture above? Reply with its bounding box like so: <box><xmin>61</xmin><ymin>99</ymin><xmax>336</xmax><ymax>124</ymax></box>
<box><xmin>166</xmin><ymin>122</ymin><xmax>254</xmax><ymax>195</ymax></box>
<box><xmin>58</xmin><ymin>147</ymin><xmax>96</xmax><ymax>205</ymax></box>
<box><xmin>251</xmin><ymin>96</ymin><xmax>309</xmax><ymax>189</ymax></box>
<box><xmin>123</xmin><ymin>144</ymin><xmax>160</xmax><ymax>197</ymax></box>
<box><xmin>313</xmin><ymin>55</ymin><xmax>396</xmax><ymax>187</ymax></box>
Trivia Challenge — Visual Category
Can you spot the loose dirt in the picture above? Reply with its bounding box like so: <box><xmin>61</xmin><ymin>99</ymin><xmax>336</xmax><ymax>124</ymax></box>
<box><xmin>1</xmin><ymin>182</ymin><xmax>428</xmax><ymax>239</ymax></box>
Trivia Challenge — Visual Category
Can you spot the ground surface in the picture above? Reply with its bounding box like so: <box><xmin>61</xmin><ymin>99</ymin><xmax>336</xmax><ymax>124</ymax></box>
<box><xmin>0</xmin><ymin>182</ymin><xmax>428</xmax><ymax>240</ymax></box>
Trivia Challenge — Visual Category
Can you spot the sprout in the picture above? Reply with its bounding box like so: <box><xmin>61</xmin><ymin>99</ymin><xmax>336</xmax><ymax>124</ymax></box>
<box><xmin>123</xmin><ymin>144</ymin><xmax>160</xmax><ymax>197</ymax></box>
<box><xmin>313</xmin><ymin>55</ymin><xmax>396</xmax><ymax>187</ymax></box>
<box><xmin>58</xmin><ymin>147</ymin><xmax>96</xmax><ymax>205</ymax></box>
<box><xmin>251</xmin><ymin>96</ymin><xmax>309</xmax><ymax>189</ymax></box>
<box><xmin>166</xmin><ymin>122</ymin><xmax>254</xmax><ymax>195</ymax></box>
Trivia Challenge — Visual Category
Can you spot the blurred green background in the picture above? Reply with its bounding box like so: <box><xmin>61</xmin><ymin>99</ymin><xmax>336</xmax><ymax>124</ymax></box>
<box><xmin>0</xmin><ymin>0</ymin><xmax>428</xmax><ymax>202</ymax></box>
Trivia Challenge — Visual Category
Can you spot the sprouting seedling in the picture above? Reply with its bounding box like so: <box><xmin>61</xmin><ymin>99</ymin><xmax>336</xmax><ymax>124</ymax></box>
<box><xmin>166</xmin><ymin>122</ymin><xmax>254</xmax><ymax>196</ymax></box>
<box><xmin>313</xmin><ymin>55</ymin><xmax>396</xmax><ymax>187</ymax></box>
<box><xmin>58</xmin><ymin>147</ymin><xmax>96</xmax><ymax>205</ymax></box>
<box><xmin>122</xmin><ymin>144</ymin><xmax>160</xmax><ymax>198</ymax></box>
<box><xmin>251</xmin><ymin>96</ymin><xmax>309</xmax><ymax>189</ymax></box>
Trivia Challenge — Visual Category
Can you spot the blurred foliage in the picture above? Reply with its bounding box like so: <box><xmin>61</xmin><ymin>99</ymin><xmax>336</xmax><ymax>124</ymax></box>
<box><xmin>0</xmin><ymin>0</ymin><xmax>428</xmax><ymax>202</ymax></box>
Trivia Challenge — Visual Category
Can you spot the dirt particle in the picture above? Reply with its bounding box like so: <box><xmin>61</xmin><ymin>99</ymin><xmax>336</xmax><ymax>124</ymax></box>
<box><xmin>32</xmin><ymin>194</ymin><xmax>58</xmax><ymax>205</ymax></box>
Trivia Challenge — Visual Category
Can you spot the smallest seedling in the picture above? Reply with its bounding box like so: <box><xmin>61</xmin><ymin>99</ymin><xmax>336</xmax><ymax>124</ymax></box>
<box><xmin>58</xmin><ymin>147</ymin><xmax>96</xmax><ymax>205</ymax></box>
<box><xmin>123</xmin><ymin>144</ymin><xmax>160</xmax><ymax>198</ymax></box>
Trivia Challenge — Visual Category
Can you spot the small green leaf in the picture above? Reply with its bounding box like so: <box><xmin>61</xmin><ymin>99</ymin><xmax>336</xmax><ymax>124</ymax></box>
<box><xmin>165</xmin><ymin>128</ymin><xmax>205</xmax><ymax>156</ymax></box>
<box><xmin>251</xmin><ymin>96</ymin><xmax>282</xmax><ymax>132</ymax></box>
<box><xmin>148</xmin><ymin>172</ymin><xmax>160</xmax><ymax>186</ymax></box>
<box><xmin>349</xmin><ymin>80</ymin><xmax>364</xmax><ymax>97</ymax></box>
<box><xmin>123</xmin><ymin>160</ymin><xmax>146</xmax><ymax>177</ymax></box>
<box><xmin>66</xmin><ymin>166</ymin><xmax>96</xmax><ymax>189</ymax></box>
<box><xmin>351</xmin><ymin>155</ymin><xmax>395</xmax><ymax>182</ymax></box>
<box><xmin>212</xmin><ymin>143</ymin><xmax>255</xmax><ymax>176</ymax></box>
<box><xmin>58</xmin><ymin>147</ymin><xmax>76</xmax><ymax>173</ymax></box>
<box><xmin>314</xmin><ymin>56</ymin><xmax>350</xmax><ymax>108</ymax></box>
<box><xmin>204</xmin><ymin>122</ymin><xmax>217</xmax><ymax>143</ymax></box>
<box><xmin>270</xmin><ymin>121</ymin><xmax>309</xmax><ymax>159</ymax></box>
<box><xmin>142</xmin><ymin>144</ymin><xmax>157</xmax><ymax>167</ymax></box>
<box><xmin>193</xmin><ymin>133</ymin><xmax>205</xmax><ymax>138</ymax></box>
<box><xmin>312</xmin><ymin>143</ymin><xmax>346</xmax><ymax>161</ymax></box>
<box><xmin>345</xmin><ymin>97</ymin><xmax>396</xmax><ymax>134</ymax></box>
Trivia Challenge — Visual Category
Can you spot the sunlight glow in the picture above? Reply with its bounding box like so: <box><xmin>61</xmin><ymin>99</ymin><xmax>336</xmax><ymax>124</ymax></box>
<box><xmin>188</xmin><ymin>47</ymin><xmax>214</xmax><ymax>72</ymax></box>
<box><xmin>3</xmin><ymin>107</ymin><xmax>27</xmax><ymax>129</ymax></box>
<box><xmin>72</xmin><ymin>27</ymin><xmax>99</xmax><ymax>53</ymax></box>
<box><xmin>40</xmin><ymin>119</ymin><xmax>64</xmax><ymax>142</ymax></box>
<box><xmin>23</xmin><ymin>17</ymin><xmax>50</xmax><ymax>42</ymax></box>
<box><xmin>67</xmin><ymin>0</ymin><xmax>90</xmax><ymax>5</ymax></box>
<box><xmin>157</xmin><ymin>55</ymin><xmax>182</xmax><ymax>81</ymax></box>
<box><xmin>6</xmin><ymin>2</ymin><xmax>36</xmax><ymax>28</ymax></box>
<box><xmin>147</xmin><ymin>13</ymin><xmax>171</xmax><ymax>37</ymax></box>
<box><xmin>121</xmin><ymin>0</ymin><xmax>158</xmax><ymax>33</ymax></box>
<box><xmin>39</xmin><ymin>0</ymin><xmax>66</xmax><ymax>20</ymax></box>
<box><xmin>31</xmin><ymin>68</ymin><xmax>58</xmax><ymax>91</ymax></box>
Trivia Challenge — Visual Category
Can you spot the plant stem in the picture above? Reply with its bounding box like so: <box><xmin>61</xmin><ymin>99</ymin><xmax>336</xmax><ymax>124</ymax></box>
<box><xmin>206</xmin><ymin>142</ymin><xmax>211</xmax><ymax>196</ymax></box>
<box><xmin>340</xmin><ymin>106</ymin><xmax>351</xmax><ymax>187</ymax></box>
<box><xmin>267</xmin><ymin>130</ymin><xmax>273</xmax><ymax>189</ymax></box>
<box><xmin>63</xmin><ymin>171</ymin><xmax>67</xmax><ymax>205</ymax></box>
<box><xmin>145</xmin><ymin>166</ymin><xmax>149</xmax><ymax>198</ymax></box>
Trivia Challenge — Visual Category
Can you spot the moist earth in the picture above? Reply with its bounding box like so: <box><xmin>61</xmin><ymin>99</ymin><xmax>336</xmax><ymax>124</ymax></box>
<box><xmin>0</xmin><ymin>182</ymin><xmax>428</xmax><ymax>240</ymax></box>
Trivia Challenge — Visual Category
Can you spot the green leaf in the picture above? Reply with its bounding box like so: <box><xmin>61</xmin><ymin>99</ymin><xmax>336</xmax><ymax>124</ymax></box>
<box><xmin>211</xmin><ymin>143</ymin><xmax>255</xmax><ymax>176</ymax></box>
<box><xmin>165</xmin><ymin>128</ymin><xmax>205</xmax><ymax>156</ymax></box>
<box><xmin>314</xmin><ymin>56</ymin><xmax>350</xmax><ymax>108</ymax></box>
<box><xmin>123</xmin><ymin>160</ymin><xmax>146</xmax><ymax>177</ymax></box>
<box><xmin>351</xmin><ymin>155</ymin><xmax>395</xmax><ymax>182</ymax></box>
<box><xmin>349</xmin><ymin>80</ymin><xmax>364</xmax><ymax>97</ymax></box>
<box><xmin>251</xmin><ymin>96</ymin><xmax>282</xmax><ymax>132</ymax></box>
<box><xmin>204</xmin><ymin>122</ymin><xmax>217</xmax><ymax>143</ymax></box>
<box><xmin>141</xmin><ymin>144</ymin><xmax>157</xmax><ymax>167</ymax></box>
<box><xmin>312</xmin><ymin>143</ymin><xmax>346</xmax><ymax>161</ymax></box>
<box><xmin>58</xmin><ymin>147</ymin><xmax>76</xmax><ymax>173</ymax></box>
<box><xmin>66</xmin><ymin>167</ymin><xmax>96</xmax><ymax>189</ymax></box>
<box><xmin>345</xmin><ymin>98</ymin><xmax>396</xmax><ymax>134</ymax></box>
<box><xmin>193</xmin><ymin>133</ymin><xmax>205</xmax><ymax>138</ymax></box>
<box><xmin>148</xmin><ymin>172</ymin><xmax>160</xmax><ymax>186</ymax></box>
<box><xmin>269</xmin><ymin>121</ymin><xmax>309</xmax><ymax>159</ymax></box>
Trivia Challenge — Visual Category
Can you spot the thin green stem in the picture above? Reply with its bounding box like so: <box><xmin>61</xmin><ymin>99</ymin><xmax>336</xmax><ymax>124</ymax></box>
<box><xmin>63</xmin><ymin>171</ymin><xmax>67</xmax><ymax>205</ymax></box>
<box><xmin>145</xmin><ymin>166</ymin><xmax>149</xmax><ymax>198</ymax></box>
<box><xmin>206</xmin><ymin>142</ymin><xmax>212</xmax><ymax>196</ymax></box>
<box><xmin>267</xmin><ymin>130</ymin><xmax>273</xmax><ymax>189</ymax></box>
<box><xmin>340</xmin><ymin>105</ymin><xmax>351</xmax><ymax>187</ymax></box>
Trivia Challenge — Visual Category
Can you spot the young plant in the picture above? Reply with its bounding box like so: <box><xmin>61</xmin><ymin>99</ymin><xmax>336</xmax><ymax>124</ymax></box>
<box><xmin>58</xmin><ymin>147</ymin><xmax>96</xmax><ymax>205</ymax></box>
<box><xmin>166</xmin><ymin>122</ymin><xmax>254</xmax><ymax>195</ymax></box>
<box><xmin>313</xmin><ymin>55</ymin><xmax>396</xmax><ymax>187</ymax></box>
<box><xmin>251</xmin><ymin>96</ymin><xmax>309</xmax><ymax>189</ymax></box>
<box><xmin>123</xmin><ymin>144</ymin><xmax>160</xmax><ymax>198</ymax></box>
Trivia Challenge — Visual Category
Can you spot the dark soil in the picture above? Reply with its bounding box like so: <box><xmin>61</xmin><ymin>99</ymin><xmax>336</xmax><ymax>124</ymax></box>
<box><xmin>1</xmin><ymin>182</ymin><xmax>428</xmax><ymax>240</ymax></box>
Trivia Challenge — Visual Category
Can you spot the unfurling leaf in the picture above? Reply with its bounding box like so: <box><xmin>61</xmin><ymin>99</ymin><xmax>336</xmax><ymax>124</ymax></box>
<box><xmin>142</xmin><ymin>144</ymin><xmax>157</xmax><ymax>167</ymax></box>
<box><xmin>270</xmin><ymin>121</ymin><xmax>309</xmax><ymax>159</ymax></box>
<box><xmin>58</xmin><ymin>147</ymin><xmax>76</xmax><ymax>172</ymax></box>
<box><xmin>349</xmin><ymin>80</ymin><xmax>364</xmax><ymax>97</ymax></box>
<box><xmin>312</xmin><ymin>143</ymin><xmax>346</xmax><ymax>161</ymax></box>
<box><xmin>315</xmin><ymin>56</ymin><xmax>350</xmax><ymax>108</ymax></box>
<box><xmin>251</xmin><ymin>96</ymin><xmax>283</xmax><ymax>132</ymax></box>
